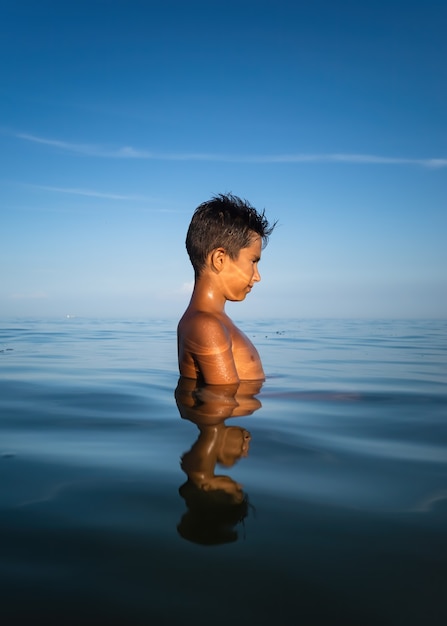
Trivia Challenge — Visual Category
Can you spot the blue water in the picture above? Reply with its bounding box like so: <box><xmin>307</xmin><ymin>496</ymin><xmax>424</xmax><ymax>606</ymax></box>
<box><xmin>1</xmin><ymin>318</ymin><xmax>446</xmax><ymax>625</ymax></box>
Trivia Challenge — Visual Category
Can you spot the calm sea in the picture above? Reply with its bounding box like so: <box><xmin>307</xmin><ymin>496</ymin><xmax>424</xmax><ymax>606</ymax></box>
<box><xmin>0</xmin><ymin>318</ymin><xmax>446</xmax><ymax>625</ymax></box>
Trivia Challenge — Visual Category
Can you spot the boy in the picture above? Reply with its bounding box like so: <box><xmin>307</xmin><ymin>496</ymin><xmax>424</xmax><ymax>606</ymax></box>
<box><xmin>177</xmin><ymin>193</ymin><xmax>275</xmax><ymax>385</ymax></box>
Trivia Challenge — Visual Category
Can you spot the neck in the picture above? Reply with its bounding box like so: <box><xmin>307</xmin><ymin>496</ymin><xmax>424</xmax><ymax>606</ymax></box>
<box><xmin>190</xmin><ymin>275</ymin><xmax>226</xmax><ymax>313</ymax></box>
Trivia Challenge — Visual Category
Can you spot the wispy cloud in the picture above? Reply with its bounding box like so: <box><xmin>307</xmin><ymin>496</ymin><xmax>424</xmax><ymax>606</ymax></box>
<box><xmin>16</xmin><ymin>132</ymin><xmax>155</xmax><ymax>158</ymax></box>
<box><xmin>9</xmin><ymin>291</ymin><xmax>48</xmax><ymax>300</ymax></box>
<box><xmin>180</xmin><ymin>281</ymin><xmax>194</xmax><ymax>294</ymax></box>
<box><xmin>28</xmin><ymin>184</ymin><xmax>150</xmax><ymax>202</ymax></box>
<box><xmin>16</xmin><ymin>132</ymin><xmax>447</xmax><ymax>168</ymax></box>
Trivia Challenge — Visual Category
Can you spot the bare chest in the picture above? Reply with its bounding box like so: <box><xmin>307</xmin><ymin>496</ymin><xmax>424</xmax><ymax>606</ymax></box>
<box><xmin>228</xmin><ymin>322</ymin><xmax>265</xmax><ymax>380</ymax></box>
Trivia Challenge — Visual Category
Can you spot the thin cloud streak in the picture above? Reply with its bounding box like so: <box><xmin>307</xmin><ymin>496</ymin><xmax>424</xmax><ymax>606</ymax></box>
<box><xmin>16</xmin><ymin>132</ymin><xmax>447</xmax><ymax>168</ymax></box>
<box><xmin>9</xmin><ymin>292</ymin><xmax>48</xmax><ymax>300</ymax></box>
<box><xmin>29</xmin><ymin>184</ymin><xmax>150</xmax><ymax>201</ymax></box>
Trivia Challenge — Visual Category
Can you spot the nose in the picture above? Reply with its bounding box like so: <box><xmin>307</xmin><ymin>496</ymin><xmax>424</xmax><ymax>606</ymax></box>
<box><xmin>253</xmin><ymin>264</ymin><xmax>261</xmax><ymax>283</ymax></box>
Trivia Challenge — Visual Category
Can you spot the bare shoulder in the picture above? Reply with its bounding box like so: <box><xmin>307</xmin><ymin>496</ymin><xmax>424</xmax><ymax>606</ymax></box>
<box><xmin>178</xmin><ymin>310</ymin><xmax>232</xmax><ymax>348</ymax></box>
<box><xmin>178</xmin><ymin>310</ymin><xmax>238</xmax><ymax>384</ymax></box>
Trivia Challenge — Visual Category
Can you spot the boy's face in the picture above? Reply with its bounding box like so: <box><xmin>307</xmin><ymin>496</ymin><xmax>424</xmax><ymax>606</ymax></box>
<box><xmin>221</xmin><ymin>234</ymin><xmax>262</xmax><ymax>302</ymax></box>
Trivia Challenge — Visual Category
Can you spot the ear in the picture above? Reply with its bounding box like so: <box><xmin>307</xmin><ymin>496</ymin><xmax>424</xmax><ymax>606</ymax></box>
<box><xmin>209</xmin><ymin>247</ymin><xmax>227</xmax><ymax>273</ymax></box>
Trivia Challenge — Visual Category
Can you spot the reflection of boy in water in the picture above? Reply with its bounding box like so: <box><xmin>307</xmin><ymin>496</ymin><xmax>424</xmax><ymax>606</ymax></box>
<box><xmin>175</xmin><ymin>377</ymin><xmax>262</xmax><ymax>545</ymax></box>
<box><xmin>178</xmin><ymin>194</ymin><xmax>275</xmax><ymax>385</ymax></box>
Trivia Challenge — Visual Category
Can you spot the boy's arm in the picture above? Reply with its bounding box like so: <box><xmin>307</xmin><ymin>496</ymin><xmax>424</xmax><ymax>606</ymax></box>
<box><xmin>180</xmin><ymin>314</ymin><xmax>239</xmax><ymax>385</ymax></box>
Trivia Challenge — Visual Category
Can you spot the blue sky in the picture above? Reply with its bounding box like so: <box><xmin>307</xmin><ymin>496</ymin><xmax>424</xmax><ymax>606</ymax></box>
<box><xmin>1</xmin><ymin>0</ymin><xmax>446</xmax><ymax>319</ymax></box>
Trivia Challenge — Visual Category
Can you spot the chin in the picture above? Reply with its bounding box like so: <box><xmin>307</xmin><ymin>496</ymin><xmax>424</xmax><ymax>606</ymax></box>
<box><xmin>228</xmin><ymin>294</ymin><xmax>247</xmax><ymax>302</ymax></box>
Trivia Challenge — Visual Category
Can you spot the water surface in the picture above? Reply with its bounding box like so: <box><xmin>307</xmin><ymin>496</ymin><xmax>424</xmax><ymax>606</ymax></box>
<box><xmin>1</xmin><ymin>318</ymin><xmax>446</xmax><ymax>625</ymax></box>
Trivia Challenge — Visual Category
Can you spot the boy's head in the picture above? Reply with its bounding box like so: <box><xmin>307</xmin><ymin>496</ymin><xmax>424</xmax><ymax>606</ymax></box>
<box><xmin>186</xmin><ymin>193</ymin><xmax>275</xmax><ymax>276</ymax></box>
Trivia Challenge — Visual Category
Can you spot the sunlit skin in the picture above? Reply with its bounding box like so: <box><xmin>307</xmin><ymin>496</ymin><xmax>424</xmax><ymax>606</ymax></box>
<box><xmin>177</xmin><ymin>234</ymin><xmax>265</xmax><ymax>385</ymax></box>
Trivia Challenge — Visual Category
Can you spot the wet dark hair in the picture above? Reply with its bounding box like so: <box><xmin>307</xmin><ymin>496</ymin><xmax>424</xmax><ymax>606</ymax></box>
<box><xmin>186</xmin><ymin>193</ymin><xmax>276</xmax><ymax>276</ymax></box>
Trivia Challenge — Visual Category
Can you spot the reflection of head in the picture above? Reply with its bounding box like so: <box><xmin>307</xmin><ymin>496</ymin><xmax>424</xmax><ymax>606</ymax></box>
<box><xmin>216</xmin><ymin>426</ymin><xmax>251</xmax><ymax>467</ymax></box>
<box><xmin>177</xmin><ymin>480</ymin><xmax>250</xmax><ymax>545</ymax></box>
<box><xmin>186</xmin><ymin>193</ymin><xmax>276</xmax><ymax>277</ymax></box>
